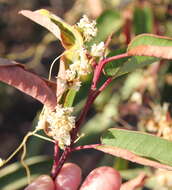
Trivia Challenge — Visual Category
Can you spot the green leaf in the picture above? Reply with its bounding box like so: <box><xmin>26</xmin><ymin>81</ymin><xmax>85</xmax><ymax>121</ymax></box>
<box><xmin>104</xmin><ymin>49</ymin><xmax>128</xmax><ymax>76</ymax></box>
<box><xmin>64</xmin><ymin>89</ymin><xmax>77</xmax><ymax>107</ymax></box>
<box><xmin>104</xmin><ymin>50</ymin><xmax>157</xmax><ymax>77</ymax></box>
<box><xmin>104</xmin><ymin>34</ymin><xmax>171</xmax><ymax>77</ymax></box>
<box><xmin>96</xmin><ymin>128</ymin><xmax>172</xmax><ymax>170</ymax></box>
<box><xmin>20</xmin><ymin>9</ymin><xmax>83</xmax><ymax>49</ymax></box>
<box><xmin>133</xmin><ymin>5</ymin><xmax>153</xmax><ymax>35</ymax></box>
<box><xmin>115</xmin><ymin>56</ymin><xmax>157</xmax><ymax>77</ymax></box>
<box><xmin>127</xmin><ymin>34</ymin><xmax>172</xmax><ymax>59</ymax></box>
<box><xmin>90</xmin><ymin>10</ymin><xmax>123</xmax><ymax>44</ymax></box>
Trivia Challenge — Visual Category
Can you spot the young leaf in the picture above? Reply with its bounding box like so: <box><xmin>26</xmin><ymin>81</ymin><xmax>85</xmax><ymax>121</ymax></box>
<box><xmin>127</xmin><ymin>34</ymin><xmax>172</xmax><ymax>59</ymax></box>
<box><xmin>64</xmin><ymin>89</ymin><xmax>77</xmax><ymax>107</ymax></box>
<box><xmin>103</xmin><ymin>49</ymin><xmax>128</xmax><ymax>77</ymax></box>
<box><xmin>96</xmin><ymin>128</ymin><xmax>172</xmax><ymax>170</ymax></box>
<box><xmin>114</xmin><ymin>56</ymin><xmax>158</xmax><ymax>78</ymax></box>
<box><xmin>104</xmin><ymin>50</ymin><xmax>157</xmax><ymax>77</ymax></box>
<box><xmin>0</xmin><ymin>58</ymin><xmax>56</xmax><ymax>110</ymax></box>
<box><xmin>20</xmin><ymin>9</ymin><xmax>83</xmax><ymax>49</ymax></box>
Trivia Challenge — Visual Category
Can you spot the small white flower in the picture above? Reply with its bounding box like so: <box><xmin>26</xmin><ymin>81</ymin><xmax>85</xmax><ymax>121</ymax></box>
<box><xmin>65</xmin><ymin>47</ymin><xmax>92</xmax><ymax>92</ymax></box>
<box><xmin>57</xmin><ymin>77</ymin><xmax>67</xmax><ymax>89</ymax></box>
<box><xmin>91</xmin><ymin>42</ymin><xmax>105</xmax><ymax>57</ymax></box>
<box><xmin>69</xmin><ymin>79</ymin><xmax>81</xmax><ymax>91</ymax></box>
<box><xmin>68</xmin><ymin>48</ymin><xmax>91</xmax><ymax>78</ymax></box>
<box><xmin>77</xmin><ymin>15</ymin><xmax>97</xmax><ymax>41</ymax></box>
<box><xmin>77</xmin><ymin>48</ymin><xmax>91</xmax><ymax>75</ymax></box>
<box><xmin>66</xmin><ymin>69</ymin><xmax>76</xmax><ymax>81</ymax></box>
<box><xmin>73</xmin><ymin>80</ymin><xmax>81</xmax><ymax>91</ymax></box>
<box><xmin>130</xmin><ymin>91</ymin><xmax>142</xmax><ymax>105</ymax></box>
<box><xmin>156</xmin><ymin>169</ymin><xmax>172</xmax><ymax>188</ymax></box>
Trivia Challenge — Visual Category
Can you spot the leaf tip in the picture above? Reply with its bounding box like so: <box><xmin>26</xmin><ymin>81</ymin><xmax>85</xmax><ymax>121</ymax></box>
<box><xmin>18</xmin><ymin>10</ymin><xmax>30</xmax><ymax>16</ymax></box>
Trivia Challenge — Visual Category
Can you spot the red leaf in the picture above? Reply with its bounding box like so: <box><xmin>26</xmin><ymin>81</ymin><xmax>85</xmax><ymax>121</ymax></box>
<box><xmin>95</xmin><ymin>145</ymin><xmax>172</xmax><ymax>170</ymax></box>
<box><xmin>0</xmin><ymin>58</ymin><xmax>57</xmax><ymax>110</ymax></box>
<box><xmin>19</xmin><ymin>10</ymin><xmax>61</xmax><ymax>40</ymax></box>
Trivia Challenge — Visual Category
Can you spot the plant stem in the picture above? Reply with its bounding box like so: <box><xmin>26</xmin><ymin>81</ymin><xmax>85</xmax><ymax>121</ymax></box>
<box><xmin>51</xmin><ymin>146</ymin><xmax>71</xmax><ymax>180</ymax></box>
<box><xmin>51</xmin><ymin>142</ymin><xmax>59</xmax><ymax>179</ymax></box>
<box><xmin>93</xmin><ymin>53</ymin><xmax>129</xmax><ymax>88</ymax></box>
<box><xmin>72</xmin><ymin>144</ymin><xmax>101</xmax><ymax>151</ymax></box>
<box><xmin>51</xmin><ymin>53</ymin><xmax>129</xmax><ymax>179</ymax></box>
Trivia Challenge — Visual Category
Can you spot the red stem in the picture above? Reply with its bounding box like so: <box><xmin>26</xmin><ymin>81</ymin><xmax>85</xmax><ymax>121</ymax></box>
<box><xmin>93</xmin><ymin>53</ymin><xmax>129</xmax><ymax>88</ymax></box>
<box><xmin>51</xmin><ymin>53</ymin><xmax>129</xmax><ymax>179</ymax></box>
<box><xmin>51</xmin><ymin>142</ymin><xmax>59</xmax><ymax>179</ymax></box>
<box><xmin>72</xmin><ymin>77</ymin><xmax>113</xmax><ymax>141</ymax></box>
<box><xmin>72</xmin><ymin>144</ymin><xmax>101</xmax><ymax>151</ymax></box>
<box><xmin>52</xmin><ymin>147</ymin><xmax>71</xmax><ymax>179</ymax></box>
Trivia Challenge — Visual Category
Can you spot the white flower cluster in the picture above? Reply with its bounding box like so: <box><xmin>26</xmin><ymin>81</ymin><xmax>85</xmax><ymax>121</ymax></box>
<box><xmin>130</xmin><ymin>91</ymin><xmax>142</xmax><ymax>105</ymax></box>
<box><xmin>64</xmin><ymin>16</ymin><xmax>105</xmax><ymax>91</ymax></box>
<box><xmin>65</xmin><ymin>48</ymin><xmax>91</xmax><ymax>91</ymax></box>
<box><xmin>145</xmin><ymin>104</ymin><xmax>169</xmax><ymax>133</ymax></box>
<box><xmin>91</xmin><ymin>42</ymin><xmax>105</xmax><ymax>57</ymax></box>
<box><xmin>73</xmin><ymin>48</ymin><xmax>91</xmax><ymax>76</ymax></box>
<box><xmin>37</xmin><ymin>106</ymin><xmax>75</xmax><ymax>148</ymax></box>
<box><xmin>140</xmin><ymin>103</ymin><xmax>172</xmax><ymax>140</ymax></box>
<box><xmin>77</xmin><ymin>15</ymin><xmax>97</xmax><ymax>41</ymax></box>
<box><xmin>155</xmin><ymin>169</ymin><xmax>172</xmax><ymax>190</ymax></box>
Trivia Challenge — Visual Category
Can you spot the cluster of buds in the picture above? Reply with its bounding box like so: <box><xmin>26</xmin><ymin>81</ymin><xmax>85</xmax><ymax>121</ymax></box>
<box><xmin>91</xmin><ymin>42</ymin><xmax>105</xmax><ymax>57</ymax></box>
<box><xmin>65</xmin><ymin>15</ymin><xmax>105</xmax><ymax>91</ymax></box>
<box><xmin>139</xmin><ymin>103</ymin><xmax>172</xmax><ymax>140</ymax></box>
<box><xmin>155</xmin><ymin>169</ymin><xmax>172</xmax><ymax>190</ymax></box>
<box><xmin>77</xmin><ymin>15</ymin><xmax>97</xmax><ymax>41</ymax></box>
<box><xmin>37</xmin><ymin>106</ymin><xmax>75</xmax><ymax>149</ymax></box>
<box><xmin>65</xmin><ymin>48</ymin><xmax>91</xmax><ymax>91</ymax></box>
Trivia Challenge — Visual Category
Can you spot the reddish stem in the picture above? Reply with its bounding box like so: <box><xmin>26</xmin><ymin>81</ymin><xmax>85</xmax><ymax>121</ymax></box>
<box><xmin>51</xmin><ymin>142</ymin><xmax>59</xmax><ymax>179</ymax></box>
<box><xmin>51</xmin><ymin>53</ymin><xmax>129</xmax><ymax>179</ymax></box>
<box><xmin>97</xmin><ymin>77</ymin><xmax>113</xmax><ymax>94</ymax></box>
<box><xmin>72</xmin><ymin>77</ymin><xmax>113</xmax><ymax>142</ymax></box>
<box><xmin>72</xmin><ymin>144</ymin><xmax>101</xmax><ymax>151</ymax></box>
<box><xmin>52</xmin><ymin>147</ymin><xmax>71</xmax><ymax>179</ymax></box>
<box><xmin>93</xmin><ymin>53</ymin><xmax>129</xmax><ymax>88</ymax></box>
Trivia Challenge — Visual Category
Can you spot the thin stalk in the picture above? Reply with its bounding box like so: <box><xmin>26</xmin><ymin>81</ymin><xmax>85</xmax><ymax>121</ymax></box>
<box><xmin>51</xmin><ymin>142</ymin><xmax>59</xmax><ymax>179</ymax></box>
<box><xmin>72</xmin><ymin>144</ymin><xmax>101</xmax><ymax>151</ymax></box>
<box><xmin>52</xmin><ymin>147</ymin><xmax>71</xmax><ymax>179</ymax></box>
